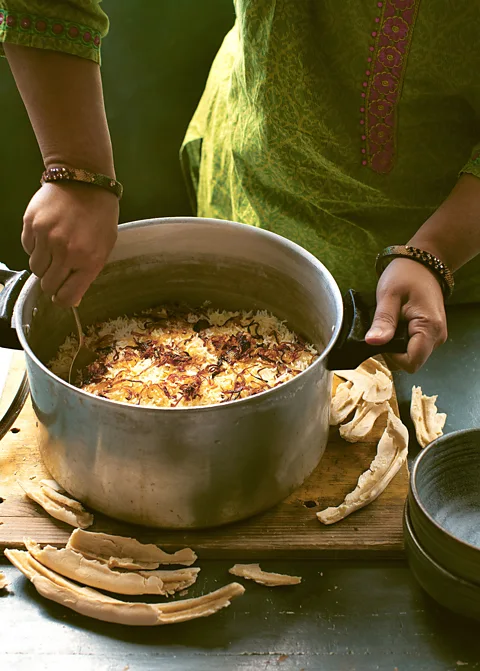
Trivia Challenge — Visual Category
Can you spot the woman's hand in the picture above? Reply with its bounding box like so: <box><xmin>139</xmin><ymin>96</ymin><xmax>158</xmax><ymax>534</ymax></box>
<box><xmin>4</xmin><ymin>45</ymin><xmax>118</xmax><ymax>307</ymax></box>
<box><xmin>365</xmin><ymin>258</ymin><xmax>447</xmax><ymax>373</ymax></box>
<box><xmin>22</xmin><ymin>183</ymin><xmax>119</xmax><ymax>307</ymax></box>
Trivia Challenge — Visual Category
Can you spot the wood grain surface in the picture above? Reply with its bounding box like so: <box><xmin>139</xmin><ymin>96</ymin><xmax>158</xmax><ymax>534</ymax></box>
<box><xmin>0</xmin><ymin>359</ymin><xmax>408</xmax><ymax>558</ymax></box>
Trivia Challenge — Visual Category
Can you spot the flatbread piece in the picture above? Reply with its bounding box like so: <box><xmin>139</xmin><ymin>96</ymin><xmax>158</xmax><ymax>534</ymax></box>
<box><xmin>229</xmin><ymin>563</ymin><xmax>301</xmax><ymax>586</ymax></box>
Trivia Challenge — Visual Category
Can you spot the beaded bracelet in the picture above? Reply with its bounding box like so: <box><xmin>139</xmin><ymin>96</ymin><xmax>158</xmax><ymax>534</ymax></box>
<box><xmin>41</xmin><ymin>167</ymin><xmax>123</xmax><ymax>200</ymax></box>
<box><xmin>375</xmin><ymin>245</ymin><xmax>454</xmax><ymax>299</ymax></box>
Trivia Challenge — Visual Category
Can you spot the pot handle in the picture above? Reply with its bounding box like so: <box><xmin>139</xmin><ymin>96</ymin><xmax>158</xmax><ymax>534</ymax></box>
<box><xmin>0</xmin><ymin>268</ymin><xmax>30</xmax><ymax>350</ymax></box>
<box><xmin>326</xmin><ymin>289</ymin><xmax>409</xmax><ymax>370</ymax></box>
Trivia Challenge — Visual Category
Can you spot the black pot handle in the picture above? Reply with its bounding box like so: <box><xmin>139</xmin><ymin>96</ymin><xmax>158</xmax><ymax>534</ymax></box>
<box><xmin>0</xmin><ymin>268</ymin><xmax>30</xmax><ymax>350</ymax></box>
<box><xmin>326</xmin><ymin>289</ymin><xmax>409</xmax><ymax>370</ymax></box>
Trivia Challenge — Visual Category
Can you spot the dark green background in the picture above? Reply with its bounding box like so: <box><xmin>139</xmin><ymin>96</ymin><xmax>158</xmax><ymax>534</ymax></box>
<box><xmin>0</xmin><ymin>0</ymin><xmax>235</xmax><ymax>270</ymax></box>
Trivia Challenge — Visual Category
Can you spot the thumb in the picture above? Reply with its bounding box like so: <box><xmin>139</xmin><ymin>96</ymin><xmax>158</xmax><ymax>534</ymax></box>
<box><xmin>365</xmin><ymin>292</ymin><xmax>402</xmax><ymax>345</ymax></box>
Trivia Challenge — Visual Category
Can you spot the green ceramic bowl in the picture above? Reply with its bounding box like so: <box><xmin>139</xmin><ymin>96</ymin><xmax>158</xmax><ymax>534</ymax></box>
<box><xmin>404</xmin><ymin>502</ymin><xmax>480</xmax><ymax>621</ymax></box>
<box><xmin>408</xmin><ymin>428</ymin><xmax>480</xmax><ymax>586</ymax></box>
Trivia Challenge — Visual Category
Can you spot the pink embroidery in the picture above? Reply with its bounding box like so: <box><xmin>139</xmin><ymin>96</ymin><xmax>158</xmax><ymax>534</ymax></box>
<box><xmin>370</xmin><ymin>99</ymin><xmax>393</xmax><ymax>119</ymax></box>
<box><xmin>372</xmin><ymin>71</ymin><xmax>397</xmax><ymax>95</ymax></box>
<box><xmin>369</xmin><ymin>123</ymin><xmax>393</xmax><ymax>145</ymax></box>
<box><xmin>0</xmin><ymin>7</ymin><xmax>101</xmax><ymax>49</ymax></box>
<box><xmin>383</xmin><ymin>16</ymin><xmax>409</xmax><ymax>41</ymax></box>
<box><xmin>360</xmin><ymin>0</ymin><xmax>421</xmax><ymax>173</ymax></box>
<box><xmin>378</xmin><ymin>45</ymin><xmax>403</xmax><ymax>68</ymax></box>
<box><xmin>392</xmin><ymin>0</ymin><xmax>415</xmax><ymax>9</ymax></box>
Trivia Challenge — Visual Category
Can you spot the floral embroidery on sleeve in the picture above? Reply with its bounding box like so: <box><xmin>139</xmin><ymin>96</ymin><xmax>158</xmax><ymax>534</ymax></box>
<box><xmin>359</xmin><ymin>0</ymin><xmax>421</xmax><ymax>174</ymax></box>
<box><xmin>0</xmin><ymin>7</ymin><xmax>102</xmax><ymax>54</ymax></box>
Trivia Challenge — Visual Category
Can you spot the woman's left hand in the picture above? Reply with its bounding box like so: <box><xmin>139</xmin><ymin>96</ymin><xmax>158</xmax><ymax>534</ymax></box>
<box><xmin>365</xmin><ymin>257</ymin><xmax>448</xmax><ymax>373</ymax></box>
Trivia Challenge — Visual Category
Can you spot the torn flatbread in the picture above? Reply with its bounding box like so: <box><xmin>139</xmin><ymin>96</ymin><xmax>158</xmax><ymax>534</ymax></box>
<box><xmin>24</xmin><ymin>539</ymin><xmax>199</xmax><ymax>596</ymax></box>
<box><xmin>317</xmin><ymin>406</ymin><xmax>408</xmax><ymax>525</ymax></box>
<box><xmin>5</xmin><ymin>549</ymin><xmax>244</xmax><ymax>625</ymax></box>
<box><xmin>339</xmin><ymin>401</ymin><xmax>389</xmax><ymax>443</ymax></box>
<box><xmin>0</xmin><ymin>572</ymin><xmax>7</xmax><ymax>590</ymax></box>
<box><xmin>40</xmin><ymin>483</ymin><xmax>86</xmax><ymax>513</ymax></box>
<box><xmin>137</xmin><ymin>568</ymin><xmax>200</xmax><ymax>595</ymax></box>
<box><xmin>410</xmin><ymin>385</ymin><xmax>447</xmax><ymax>448</ymax></box>
<box><xmin>143</xmin><ymin>568</ymin><xmax>200</xmax><ymax>584</ymax></box>
<box><xmin>107</xmin><ymin>557</ymin><xmax>160</xmax><ymax>571</ymax></box>
<box><xmin>357</xmin><ymin>357</ymin><xmax>391</xmax><ymax>378</ymax></box>
<box><xmin>229</xmin><ymin>563</ymin><xmax>301</xmax><ymax>586</ymax></box>
<box><xmin>363</xmin><ymin>370</ymin><xmax>392</xmax><ymax>403</ymax></box>
<box><xmin>67</xmin><ymin>529</ymin><xmax>196</xmax><ymax>567</ymax></box>
<box><xmin>330</xmin><ymin>380</ymin><xmax>363</xmax><ymax>426</ymax></box>
<box><xmin>40</xmin><ymin>479</ymin><xmax>64</xmax><ymax>493</ymax></box>
<box><xmin>330</xmin><ymin>357</ymin><xmax>393</xmax><ymax>426</ymax></box>
<box><xmin>19</xmin><ymin>481</ymin><xmax>93</xmax><ymax>529</ymax></box>
<box><xmin>334</xmin><ymin>363</ymin><xmax>392</xmax><ymax>404</ymax></box>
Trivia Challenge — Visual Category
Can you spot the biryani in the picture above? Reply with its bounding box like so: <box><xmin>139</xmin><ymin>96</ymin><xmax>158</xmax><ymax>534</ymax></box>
<box><xmin>49</xmin><ymin>305</ymin><xmax>318</xmax><ymax>408</ymax></box>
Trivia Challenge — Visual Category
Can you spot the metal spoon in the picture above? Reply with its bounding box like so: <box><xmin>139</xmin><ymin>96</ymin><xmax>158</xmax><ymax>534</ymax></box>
<box><xmin>68</xmin><ymin>307</ymin><xmax>97</xmax><ymax>385</ymax></box>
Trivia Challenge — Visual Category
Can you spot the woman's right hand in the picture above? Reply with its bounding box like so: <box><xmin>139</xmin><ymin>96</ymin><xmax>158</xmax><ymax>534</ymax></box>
<box><xmin>365</xmin><ymin>257</ymin><xmax>448</xmax><ymax>373</ymax></box>
<box><xmin>22</xmin><ymin>182</ymin><xmax>119</xmax><ymax>307</ymax></box>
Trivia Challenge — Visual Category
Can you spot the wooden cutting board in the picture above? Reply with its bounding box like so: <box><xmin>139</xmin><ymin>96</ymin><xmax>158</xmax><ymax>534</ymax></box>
<box><xmin>0</xmin><ymin>357</ymin><xmax>408</xmax><ymax>559</ymax></box>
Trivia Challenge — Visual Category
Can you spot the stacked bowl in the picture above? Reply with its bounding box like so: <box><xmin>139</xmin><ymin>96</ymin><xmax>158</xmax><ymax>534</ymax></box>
<box><xmin>405</xmin><ymin>428</ymin><xmax>480</xmax><ymax>620</ymax></box>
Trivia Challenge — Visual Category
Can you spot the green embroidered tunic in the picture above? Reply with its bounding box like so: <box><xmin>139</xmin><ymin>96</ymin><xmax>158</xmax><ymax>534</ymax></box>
<box><xmin>2</xmin><ymin>0</ymin><xmax>480</xmax><ymax>301</ymax></box>
<box><xmin>181</xmin><ymin>0</ymin><xmax>480</xmax><ymax>301</ymax></box>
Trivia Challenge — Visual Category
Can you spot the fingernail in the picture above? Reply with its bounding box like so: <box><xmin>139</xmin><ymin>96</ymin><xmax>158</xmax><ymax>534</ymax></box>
<box><xmin>366</xmin><ymin>327</ymin><xmax>384</xmax><ymax>339</ymax></box>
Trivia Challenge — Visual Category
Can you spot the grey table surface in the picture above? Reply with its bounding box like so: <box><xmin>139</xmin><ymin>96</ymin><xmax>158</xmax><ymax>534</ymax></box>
<box><xmin>1</xmin><ymin>304</ymin><xmax>479</xmax><ymax>671</ymax></box>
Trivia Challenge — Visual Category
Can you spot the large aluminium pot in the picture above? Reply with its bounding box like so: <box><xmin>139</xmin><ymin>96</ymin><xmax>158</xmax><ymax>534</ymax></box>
<box><xmin>0</xmin><ymin>218</ymin><xmax>407</xmax><ymax>528</ymax></box>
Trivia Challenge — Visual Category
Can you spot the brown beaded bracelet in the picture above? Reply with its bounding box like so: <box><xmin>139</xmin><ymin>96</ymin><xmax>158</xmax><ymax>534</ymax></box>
<box><xmin>375</xmin><ymin>245</ymin><xmax>454</xmax><ymax>299</ymax></box>
<box><xmin>41</xmin><ymin>166</ymin><xmax>123</xmax><ymax>200</ymax></box>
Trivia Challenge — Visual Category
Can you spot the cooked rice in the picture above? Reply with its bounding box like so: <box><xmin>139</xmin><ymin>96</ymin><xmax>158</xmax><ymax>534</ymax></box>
<box><xmin>49</xmin><ymin>305</ymin><xmax>318</xmax><ymax>408</ymax></box>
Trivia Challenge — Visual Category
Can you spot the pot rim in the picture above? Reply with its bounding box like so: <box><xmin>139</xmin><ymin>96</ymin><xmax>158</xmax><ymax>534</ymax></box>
<box><xmin>410</xmin><ymin>427</ymin><xmax>480</xmax><ymax>555</ymax></box>
<box><xmin>14</xmin><ymin>216</ymin><xmax>344</xmax><ymax>413</ymax></box>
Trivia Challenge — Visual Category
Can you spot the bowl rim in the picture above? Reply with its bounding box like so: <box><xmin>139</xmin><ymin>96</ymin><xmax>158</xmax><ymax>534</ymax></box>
<box><xmin>14</xmin><ymin>216</ymin><xmax>344</xmax><ymax>413</ymax></box>
<box><xmin>404</xmin><ymin>501</ymin><xmax>480</xmax><ymax>592</ymax></box>
<box><xmin>410</xmin><ymin>427</ymin><xmax>480</xmax><ymax>555</ymax></box>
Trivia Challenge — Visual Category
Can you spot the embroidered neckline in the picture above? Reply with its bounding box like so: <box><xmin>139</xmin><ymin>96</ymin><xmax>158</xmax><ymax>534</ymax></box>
<box><xmin>360</xmin><ymin>0</ymin><xmax>421</xmax><ymax>174</ymax></box>
<box><xmin>0</xmin><ymin>8</ymin><xmax>101</xmax><ymax>49</ymax></box>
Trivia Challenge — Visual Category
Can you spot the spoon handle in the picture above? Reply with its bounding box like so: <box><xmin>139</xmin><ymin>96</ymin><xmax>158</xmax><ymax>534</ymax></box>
<box><xmin>72</xmin><ymin>306</ymin><xmax>85</xmax><ymax>348</ymax></box>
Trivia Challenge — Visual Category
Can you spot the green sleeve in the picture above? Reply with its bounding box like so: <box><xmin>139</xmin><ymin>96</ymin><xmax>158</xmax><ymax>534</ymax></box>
<box><xmin>0</xmin><ymin>1</ymin><xmax>109</xmax><ymax>65</ymax></box>
<box><xmin>459</xmin><ymin>145</ymin><xmax>480</xmax><ymax>181</ymax></box>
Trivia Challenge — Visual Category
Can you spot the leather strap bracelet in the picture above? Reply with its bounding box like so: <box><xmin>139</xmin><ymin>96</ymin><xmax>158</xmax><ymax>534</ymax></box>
<box><xmin>375</xmin><ymin>245</ymin><xmax>455</xmax><ymax>299</ymax></box>
<box><xmin>41</xmin><ymin>166</ymin><xmax>123</xmax><ymax>200</ymax></box>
